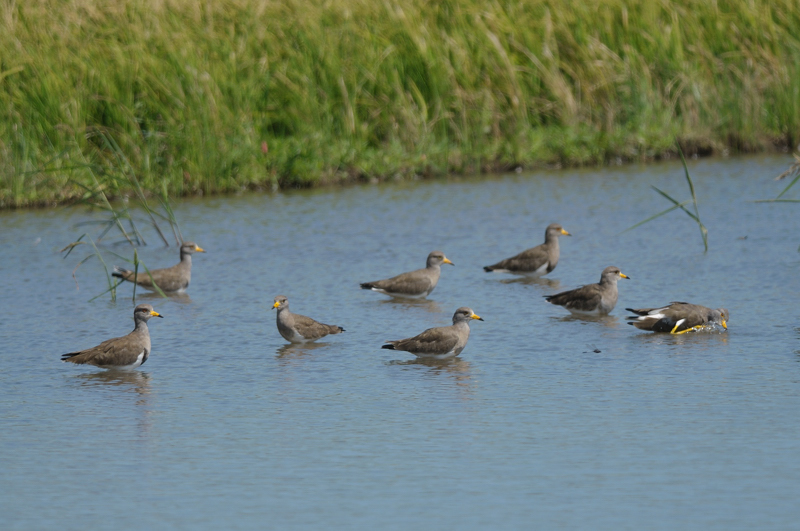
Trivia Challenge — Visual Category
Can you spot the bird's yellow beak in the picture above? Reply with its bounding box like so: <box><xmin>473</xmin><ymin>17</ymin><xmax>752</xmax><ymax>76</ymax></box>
<box><xmin>195</xmin><ymin>245</ymin><xmax>206</xmax><ymax>253</ymax></box>
<box><xmin>443</xmin><ymin>257</ymin><xmax>454</xmax><ymax>266</ymax></box>
<box><xmin>150</xmin><ymin>311</ymin><xmax>163</xmax><ymax>318</ymax></box>
<box><xmin>272</xmin><ymin>301</ymin><xmax>280</xmax><ymax>309</ymax></box>
<box><xmin>620</xmin><ymin>273</ymin><xmax>630</xmax><ymax>279</ymax></box>
<box><xmin>471</xmin><ymin>313</ymin><xmax>484</xmax><ymax>321</ymax></box>
<box><xmin>561</xmin><ymin>228</ymin><xmax>571</xmax><ymax>236</ymax></box>
<box><xmin>721</xmin><ymin>319</ymin><xmax>727</xmax><ymax>330</ymax></box>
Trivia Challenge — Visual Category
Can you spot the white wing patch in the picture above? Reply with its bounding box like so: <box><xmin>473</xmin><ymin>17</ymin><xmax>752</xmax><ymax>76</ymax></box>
<box><xmin>117</xmin><ymin>350</ymin><xmax>146</xmax><ymax>370</ymax></box>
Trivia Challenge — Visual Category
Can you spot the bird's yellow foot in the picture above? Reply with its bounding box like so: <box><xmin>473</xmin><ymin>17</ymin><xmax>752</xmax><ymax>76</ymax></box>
<box><xmin>673</xmin><ymin>325</ymin><xmax>703</xmax><ymax>335</ymax></box>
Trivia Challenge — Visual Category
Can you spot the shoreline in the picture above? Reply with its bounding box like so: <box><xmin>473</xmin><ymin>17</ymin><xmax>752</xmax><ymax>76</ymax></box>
<box><xmin>3</xmin><ymin>143</ymin><xmax>792</xmax><ymax>212</ymax></box>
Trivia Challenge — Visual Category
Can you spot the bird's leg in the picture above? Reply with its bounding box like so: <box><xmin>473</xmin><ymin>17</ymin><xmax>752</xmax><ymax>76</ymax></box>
<box><xmin>673</xmin><ymin>325</ymin><xmax>703</xmax><ymax>335</ymax></box>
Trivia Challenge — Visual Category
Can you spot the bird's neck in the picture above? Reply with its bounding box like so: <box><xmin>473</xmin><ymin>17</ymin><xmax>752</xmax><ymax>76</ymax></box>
<box><xmin>180</xmin><ymin>252</ymin><xmax>192</xmax><ymax>265</ymax></box>
<box><xmin>545</xmin><ymin>233</ymin><xmax>559</xmax><ymax>247</ymax></box>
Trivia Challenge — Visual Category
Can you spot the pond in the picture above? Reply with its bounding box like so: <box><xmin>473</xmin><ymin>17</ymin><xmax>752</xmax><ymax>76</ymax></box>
<box><xmin>1</xmin><ymin>154</ymin><xmax>799</xmax><ymax>529</ymax></box>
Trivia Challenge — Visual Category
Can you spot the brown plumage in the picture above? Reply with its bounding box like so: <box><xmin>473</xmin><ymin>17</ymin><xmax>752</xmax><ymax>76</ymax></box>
<box><xmin>61</xmin><ymin>304</ymin><xmax>163</xmax><ymax>369</ymax></box>
<box><xmin>544</xmin><ymin>266</ymin><xmax>629</xmax><ymax>315</ymax></box>
<box><xmin>626</xmin><ymin>302</ymin><xmax>729</xmax><ymax>333</ymax></box>
<box><xmin>272</xmin><ymin>295</ymin><xmax>345</xmax><ymax>343</ymax></box>
<box><xmin>360</xmin><ymin>251</ymin><xmax>454</xmax><ymax>298</ymax></box>
<box><xmin>112</xmin><ymin>241</ymin><xmax>205</xmax><ymax>292</ymax></box>
<box><xmin>484</xmin><ymin>223</ymin><xmax>571</xmax><ymax>276</ymax></box>
<box><xmin>382</xmin><ymin>307</ymin><xmax>483</xmax><ymax>360</ymax></box>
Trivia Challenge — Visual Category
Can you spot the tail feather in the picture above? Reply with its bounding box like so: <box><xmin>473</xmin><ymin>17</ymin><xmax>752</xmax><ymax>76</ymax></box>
<box><xmin>61</xmin><ymin>352</ymin><xmax>82</xmax><ymax>363</ymax></box>
<box><xmin>625</xmin><ymin>307</ymin><xmax>656</xmax><ymax>316</ymax></box>
<box><xmin>111</xmin><ymin>266</ymin><xmax>131</xmax><ymax>279</ymax></box>
<box><xmin>381</xmin><ymin>344</ymin><xmax>396</xmax><ymax>350</ymax></box>
<box><xmin>629</xmin><ymin>317</ymin><xmax>658</xmax><ymax>330</ymax></box>
<box><xmin>483</xmin><ymin>266</ymin><xmax>494</xmax><ymax>272</ymax></box>
<box><xmin>360</xmin><ymin>283</ymin><xmax>374</xmax><ymax>290</ymax></box>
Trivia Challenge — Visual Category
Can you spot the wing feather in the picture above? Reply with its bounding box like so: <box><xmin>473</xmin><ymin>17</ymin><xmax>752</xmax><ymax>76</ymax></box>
<box><xmin>389</xmin><ymin>326</ymin><xmax>459</xmax><ymax>355</ymax></box>
<box><xmin>546</xmin><ymin>284</ymin><xmax>602</xmax><ymax>312</ymax></box>
<box><xmin>364</xmin><ymin>269</ymin><xmax>433</xmax><ymax>295</ymax></box>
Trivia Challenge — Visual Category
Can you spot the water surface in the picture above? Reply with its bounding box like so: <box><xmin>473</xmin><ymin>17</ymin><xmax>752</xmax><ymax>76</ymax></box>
<box><xmin>2</xmin><ymin>154</ymin><xmax>799</xmax><ymax>529</ymax></box>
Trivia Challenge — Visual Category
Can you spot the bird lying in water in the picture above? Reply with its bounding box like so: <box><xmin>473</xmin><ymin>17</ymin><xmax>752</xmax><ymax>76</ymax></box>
<box><xmin>626</xmin><ymin>302</ymin><xmax>729</xmax><ymax>334</ymax></box>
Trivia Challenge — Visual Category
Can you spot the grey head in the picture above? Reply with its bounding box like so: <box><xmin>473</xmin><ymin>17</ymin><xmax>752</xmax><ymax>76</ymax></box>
<box><xmin>711</xmin><ymin>308</ymin><xmax>730</xmax><ymax>328</ymax></box>
<box><xmin>599</xmin><ymin>266</ymin><xmax>630</xmax><ymax>284</ymax></box>
<box><xmin>545</xmin><ymin>223</ymin><xmax>571</xmax><ymax>241</ymax></box>
<box><xmin>272</xmin><ymin>295</ymin><xmax>289</xmax><ymax>311</ymax></box>
<box><xmin>133</xmin><ymin>303</ymin><xmax>163</xmax><ymax>323</ymax></box>
<box><xmin>427</xmin><ymin>251</ymin><xmax>454</xmax><ymax>268</ymax></box>
<box><xmin>180</xmin><ymin>241</ymin><xmax>206</xmax><ymax>257</ymax></box>
<box><xmin>452</xmin><ymin>307</ymin><xmax>484</xmax><ymax>324</ymax></box>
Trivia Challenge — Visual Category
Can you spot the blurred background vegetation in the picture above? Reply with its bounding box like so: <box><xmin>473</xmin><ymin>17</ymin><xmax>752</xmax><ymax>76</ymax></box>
<box><xmin>2</xmin><ymin>0</ymin><xmax>800</xmax><ymax>207</ymax></box>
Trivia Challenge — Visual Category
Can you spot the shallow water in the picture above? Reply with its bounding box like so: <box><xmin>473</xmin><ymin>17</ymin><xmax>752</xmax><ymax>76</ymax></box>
<box><xmin>2</xmin><ymin>154</ymin><xmax>799</xmax><ymax>529</ymax></box>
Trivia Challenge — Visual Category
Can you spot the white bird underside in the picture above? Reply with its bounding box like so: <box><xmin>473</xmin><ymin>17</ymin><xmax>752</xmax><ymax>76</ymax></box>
<box><xmin>287</xmin><ymin>331</ymin><xmax>319</xmax><ymax>344</ymax></box>
<box><xmin>109</xmin><ymin>350</ymin><xmax>146</xmax><ymax>370</ymax></box>
<box><xmin>489</xmin><ymin>262</ymin><xmax>550</xmax><ymax>277</ymax></box>
<box><xmin>564</xmin><ymin>307</ymin><xmax>605</xmax><ymax>316</ymax></box>
<box><xmin>422</xmin><ymin>350</ymin><xmax>459</xmax><ymax>360</ymax></box>
<box><xmin>368</xmin><ymin>287</ymin><xmax>429</xmax><ymax>299</ymax></box>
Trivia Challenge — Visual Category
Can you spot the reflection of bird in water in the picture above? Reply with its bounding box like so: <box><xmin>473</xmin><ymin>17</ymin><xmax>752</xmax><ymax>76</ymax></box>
<box><xmin>630</xmin><ymin>329</ymin><xmax>729</xmax><ymax>347</ymax></box>
<box><xmin>388</xmin><ymin>357</ymin><xmax>474</xmax><ymax>388</ymax></box>
<box><xmin>72</xmin><ymin>370</ymin><xmax>152</xmax><ymax>396</ymax></box>
<box><xmin>378</xmin><ymin>297</ymin><xmax>442</xmax><ymax>314</ymax></box>
<box><xmin>275</xmin><ymin>342</ymin><xmax>331</xmax><ymax>358</ymax></box>
<box><xmin>498</xmin><ymin>276</ymin><xmax>561</xmax><ymax>290</ymax></box>
<box><xmin>135</xmin><ymin>291</ymin><xmax>193</xmax><ymax>304</ymax></box>
<box><xmin>552</xmin><ymin>313</ymin><xmax>620</xmax><ymax>327</ymax></box>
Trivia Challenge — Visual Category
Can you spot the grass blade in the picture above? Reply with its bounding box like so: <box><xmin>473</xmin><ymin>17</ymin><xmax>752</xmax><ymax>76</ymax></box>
<box><xmin>678</xmin><ymin>146</ymin><xmax>708</xmax><ymax>251</ymax></box>
<box><xmin>621</xmin><ymin>201</ymin><xmax>689</xmax><ymax>233</ymax></box>
<box><xmin>132</xmin><ymin>248</ymin><xmax>139</xmax><ymax>303</ymax></box>
<box><xmin>776</xmin><ymin>173</ymin><xmax>800</xmax><ymax>200</ymax></box>
<box><xmin>88</xmin><ymin>280</ymin><xmax>125</xmax><ymax>302</ymax></box>
<box><xmin>141</xmin><ymin>263</ymin><xmax>168</xmax><ymax>298</ymax></box>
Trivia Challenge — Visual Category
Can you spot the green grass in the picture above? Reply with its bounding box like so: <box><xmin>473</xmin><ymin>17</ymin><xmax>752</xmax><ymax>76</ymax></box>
<box><xmin>3</xmin><ymin>0</ymin><xmax>800</xmax><ymax>207</ymax></box>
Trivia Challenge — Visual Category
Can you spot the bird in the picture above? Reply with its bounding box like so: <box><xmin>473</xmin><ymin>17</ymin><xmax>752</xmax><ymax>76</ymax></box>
<box><xmin>272</xmin><ymin>295</ymin><xmax>345</xmax><ymax>343</ymax></box>
<box><xmin>626</xmin><ymin>302</ymin><xmax>729</xmax><ymax>334</ymax></box>
<box><xmin>61</xmin><ymin>304</ymin><xmax>163</xmax><ymax>369</ymax></box>
<box><xmin>484</xmin><ymin>223</ymin><xmax>571</xmax><ymax>276</ymax></box>
<box><xmin>544</xmin><ymin>266</ymin><xmax>629</xmax><ymax>315</ymax></box>
<box><xmin>112</xmin><ymin>241</ymin><xmax>205</xmax><ymax>292</ymax></box>
<box><xmin>360</xmin><ymin>251</ymin><xmax>454</xmax><ymax>299</ymax></box>
<box><xmin>381</xmin><ymin>307</ymin><xmax>483</xmax><ymax>360</ymax></box>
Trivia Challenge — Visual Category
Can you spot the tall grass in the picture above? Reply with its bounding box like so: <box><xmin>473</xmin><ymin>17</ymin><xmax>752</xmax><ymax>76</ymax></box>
<box><xmin>3</xmin><ymin>0</ymin><xmax>800</xmax><ymax>207</ymax></box>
